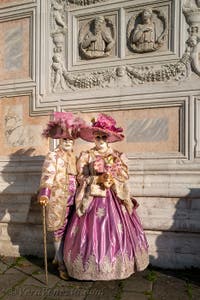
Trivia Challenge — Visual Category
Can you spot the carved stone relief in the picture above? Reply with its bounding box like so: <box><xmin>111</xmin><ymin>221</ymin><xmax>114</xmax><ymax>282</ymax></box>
<box><xmin>49</xmin><ymin>1</ymin><xmax>194</xmax><ymax>93</ymax></box>
<box><xmin>4</xmin><ymin>105</ymin><xmax>43</xmax><ymax>147</ymax></box>
<box><xmin>79</xmin><ymin>16</ymin><xmax>115</xmax><ymax>59</ymax></box>
<box><xmin>68</xmin><ymin>0</ymin><xmax>107</xmax><ymax>5</ymax></box>
<box><xmin>51</xmin><ymin>53</ymin><xmax>69</xmax><ymax>92</ymax></box>
<box><xmin>51</xmin><ymin>0</ymin><xmax>67</xmax><ymax>32</ymax></box>
<box><xmin>50</xmin><ymin>0</ymin><xmax>67</xmax><ymax>92</ymax></box>
<box><xmin>127</xmin><ymin>8</ymin><xmax>168</xmax><ymax>53</ymax></box>
<box><xmin>51</xmin><ymin>0</ymin><xmax>67</xmax><ymax>53</ymax></box>
<box><xmin>183</xmin><ymin>0</ymin><xmax>200</xmax><ymax>76</ymax></box>
<box><xmin>60</xmin><ymin>53</ymin><xmax>190</xmax><ymax>90</ymax></box>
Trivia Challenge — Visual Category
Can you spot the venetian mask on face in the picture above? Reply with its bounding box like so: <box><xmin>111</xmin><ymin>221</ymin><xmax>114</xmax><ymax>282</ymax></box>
<box><xmin>60</xmin><ymin>138</ymin><xmax>74</xmax><ymax>151</ymax></box>
<box><xmin>94</xmin><ymin>132</ymin><xmax>108</xmax><ymax>150</ymax></box>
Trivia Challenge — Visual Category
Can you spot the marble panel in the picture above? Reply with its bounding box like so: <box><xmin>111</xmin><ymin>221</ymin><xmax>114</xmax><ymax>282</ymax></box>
<box><xmin>0</xmin><ymin>18</ymin><xmax>30</xmax><ymax>81</ymax></box>
<box><xmin>0</xmin><ymin>96</ymin><xmax>49</xmax><ymax>156</ymax></box>
<box><xmin>0</xmin><ymin>0</ymin><xmax>27</xmax><ymax>6</ymax></box>
<box><xmin>127</xmin><ymin>117</ymin><xmax>168</xmax><ymax>142</ymax></box>
<box><xmin>5</xmin><ymin>26</ymin><xmax>23</xmax><ymax>71</ymax></box>
<box><xmin>75</xmin><ymin>107</ymin><xmax>180</xmax><ymax>154</ymax></box>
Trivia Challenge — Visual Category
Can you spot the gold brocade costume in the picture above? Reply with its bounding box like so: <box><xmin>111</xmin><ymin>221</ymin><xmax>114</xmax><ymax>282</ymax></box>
<box><xmin>39</xmin><ymin>146</ymin><xmax>77</xmax><ymax>231</ymax></box>
<box><xmin>75</xmin><ymin>147</ymin><xmax>133</xmax><ymax>215</ymax></box>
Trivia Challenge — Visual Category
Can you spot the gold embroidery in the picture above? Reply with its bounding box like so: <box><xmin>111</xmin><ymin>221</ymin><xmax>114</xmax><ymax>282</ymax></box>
<box><xmin>39</xmin><ymin>148</ymin><xmax>77</xmax><ymax>231</ymax></box>
<box><xmin>65</xmin><ymin>249</ymin><xmax>149</xmax><ymax>280</ymax></box>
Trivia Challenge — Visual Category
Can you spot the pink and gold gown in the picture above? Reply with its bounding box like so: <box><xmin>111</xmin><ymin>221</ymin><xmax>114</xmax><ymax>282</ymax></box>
<box><xmin>63</xmin><ymin>146</ymin><xmax>149</xmax><ymax>280</ymax></box>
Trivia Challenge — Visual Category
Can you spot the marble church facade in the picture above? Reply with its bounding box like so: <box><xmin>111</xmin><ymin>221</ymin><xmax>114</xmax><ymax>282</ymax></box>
<box><xmin>0</xmin><ymin>0</ymin><xmax>200</xmax><ymax>268</ymax></box>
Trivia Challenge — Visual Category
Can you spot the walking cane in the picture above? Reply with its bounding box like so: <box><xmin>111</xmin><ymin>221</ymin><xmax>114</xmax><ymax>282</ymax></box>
<box><xmin>42</xmin><ymin>205</ymin><xmax>48</xmax><ymax>285</ymax></box>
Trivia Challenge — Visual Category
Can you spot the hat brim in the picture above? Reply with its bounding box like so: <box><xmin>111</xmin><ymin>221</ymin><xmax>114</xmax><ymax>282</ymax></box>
<box><xmin>43</xmin><ymin>126</ymin><xmax>78</xmax><ymax>140</ymax></box>
<box><xmin>79</xmin><ymin>126</ymin><xmax>124</xmax><ymax>143</ymax></box>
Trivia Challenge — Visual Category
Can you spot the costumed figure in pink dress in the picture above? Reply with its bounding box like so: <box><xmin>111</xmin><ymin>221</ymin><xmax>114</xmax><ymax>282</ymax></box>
<box><xmin>63</xmin><ymin>113</ymin><xmax>149</xmax><ymax>280</ymax></box>
<box><xmin>38</xmin><ymin>112</ymin><xmax>84</xmax><ymax>280</ymax></box>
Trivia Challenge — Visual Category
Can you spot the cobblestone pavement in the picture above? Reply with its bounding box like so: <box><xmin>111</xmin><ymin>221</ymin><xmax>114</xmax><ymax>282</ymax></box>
<box><xmin>0</xmin><ymin>256</ymin><xmax>200</xmax><ymax>300</ymax></box>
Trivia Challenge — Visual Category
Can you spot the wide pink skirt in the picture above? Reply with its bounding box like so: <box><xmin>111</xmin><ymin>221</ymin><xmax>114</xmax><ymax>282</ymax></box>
<box><xmin>63</xmin><ymin>189</ymin><xmax>149</xmax><ymax>280</ymax></box>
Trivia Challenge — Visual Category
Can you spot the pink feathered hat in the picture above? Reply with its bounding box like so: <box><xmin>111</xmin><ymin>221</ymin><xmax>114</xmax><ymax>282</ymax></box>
<box><xmin>79</xmin><ymin>113</ymin><xmax>124</xmax><ymax>143</ymax></box>
<box><xmin>42</xmin><ymin>112</ymin><xmax>85</xmax><ymax>139</ymax></box>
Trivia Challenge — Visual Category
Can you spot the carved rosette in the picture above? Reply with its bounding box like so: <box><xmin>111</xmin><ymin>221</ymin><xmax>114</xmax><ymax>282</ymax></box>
<box><xmin>127</xmin><ymin>8</ymin><xmax>168</xmax><ymax>53</ymax></box>
<box><xmin>183</xmin><ymin>0</ymin><xmax>200</xmax><ymax>76</ymax></box>
<box><xmin>79</xmin><ymin>16</ymin><xmax>115</xmax><ymax>60</ymax></box>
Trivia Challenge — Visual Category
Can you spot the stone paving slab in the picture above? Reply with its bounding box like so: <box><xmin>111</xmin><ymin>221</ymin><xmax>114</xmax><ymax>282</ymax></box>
<box><xmin>121</xmin><ymin>291</ymin><xmax>148</xmax><ymax>300</ymax></box>
<box><xmin>123</xmin><ymin>271</ymin><xmax>152</xmax><ymax>293</ymax></box>
<box><xmin>0</xmin><ymin>257</ymin><xmax>17</xmax><ymax>268</ymax></box>
<box><xmin>53</xmin><ymin>279</ymin><xmax>94</xmax><ymax>300</ymax></box>
<box><xmin>188</xmin><ymin>285</ymin><xmax>200</xmax><ymax>300</ymax></box>
<box><xmin>0</xmin><ymin>273</ymin><xmax>27</xmax><ymax>299</ymax></box>
<box><xmin>0</xmin><ymin>262</ymin><xmax>8</xmax><ymax>274</ymax></box>
<box><xmin>152</xmin><ymin>272</ymin><xmax>197</xmax><ymax>300</ymax></box>
<box><xmin>0</xmin><ymin>257</ymin><xmax>200</xmax><ymax>300</ymax></box>
<box><xmin>85</xmin><ymin>280</ymin><xmax>118</xmax><ymax>300</ymax></box>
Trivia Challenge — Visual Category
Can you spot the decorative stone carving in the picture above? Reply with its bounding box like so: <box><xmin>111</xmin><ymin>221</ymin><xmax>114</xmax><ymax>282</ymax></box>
<box><xmin>50</xmin><ymin>0</ymin><xmax>68</xmax><ymax>91</ymax></box>
<box><xmin>52</xmin><ymin>32</ymin><xmax>65</xmax><ymax>53</ymax></box>
<box><xmin>183</xmin><ymin>0</ymin><xmax>200</xmax><ymax>13</ymax></box>
<box><xmin>59</xmin><ymin>53</ymin><xmax>190</xmax><ymax>91</ymax></box>
<box><xmin>68</xmin><ymin>0</ymin><xmax>106</xmax><ymax>6</ymax></box>
<box><xmin>127</xmin><ymin>8</ymin><xmax>168</xmax><ymax>53</ymax></box>
<box><xmin>51</xmin><ymin>53</ymin><xmax>69</xmax><ymax>92</ymax></box>
<box><xmin>63</xmin><ymin>68</ymin><xmax>116</xmax><ymax>89</ymax></box>
<box><xmin>126</xmin><ymin>54</ymin><xmax>191</xmax><ymax>84</ymax></box>
<box><xmin>196</xmin><ymin>0</ymin><xmax>200</xmax><ymax>8</ymax></box>
<box><xmin>51</xmin><ymin>0</ymin><xmax>67</xmax><ymax>53</ymax></box>
<box><xmin>79</xmin><ymin>16</ymin><xmax>115</xmax><ymax>59</ymax></box>
<box><xmin>49</xmin><ymin>1</ymin><xmax>191</xmax><ymax>93</ymax></box>
<box><xmin>4</xmin><ymin>105</ymin><xmax>43</xmax><ymax>147</ymax></box>
<box><xmin>51</xmin><ymin>0</ymin><xmax>67</xmax><ymax>32</ymax></box>
<box><xmin>186</xmin><ymin>35</ymin><xmax>200</xmax><ymax>76</ymax></box>
<box><xmin>183</xmin><ymin>0</ymin><xmax>200</xmax><ymax>76</ymax></box>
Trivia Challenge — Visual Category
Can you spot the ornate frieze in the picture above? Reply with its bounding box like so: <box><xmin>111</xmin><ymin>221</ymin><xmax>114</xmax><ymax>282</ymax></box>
<box><xmin>48</xmin><ymin>0</ymin><xmax>195</xmax><ymax>93</ymax></box>
<box><xmin>55</xmin><ymin>53</ymin><xmax>190</xmax><ymax>90</ymax></box>
<box><xmin>67</xmin><ymin>0</ymin><xmax>107</xmax><ymax>6</ymax></box>
<box><xmin>127</xmin><ymin>8</ymin><xmax>168</xmax><ymax>53</ymax></box>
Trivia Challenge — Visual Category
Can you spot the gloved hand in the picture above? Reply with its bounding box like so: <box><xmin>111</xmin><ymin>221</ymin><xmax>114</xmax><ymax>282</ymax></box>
<box><xmin>97</xmin><ymin>173</ymin><xmax>114</xmax><ymax>189</ymax></box>
<box><xmin>38</xmin><ymin>195</ymin><xmax>49</xmax><ymax>206</ymax></box>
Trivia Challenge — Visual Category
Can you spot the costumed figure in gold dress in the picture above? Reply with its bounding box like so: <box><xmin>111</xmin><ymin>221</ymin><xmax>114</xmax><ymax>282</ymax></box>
<box><xmin>38</xmin><ymin>112</ymin><xmax>84</xmax><ymax>280</ymax></box>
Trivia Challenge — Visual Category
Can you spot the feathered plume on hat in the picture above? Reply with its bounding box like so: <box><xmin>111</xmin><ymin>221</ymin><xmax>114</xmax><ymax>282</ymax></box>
<box><xmin>42</xmin><ymin>112</ymin><xmax>85</xmax><ymax>140</ymax></box>
<box><xmin>79</xmin><ymin>113</ymin><xmax>124</xmax><ymax>143</ymax></box>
